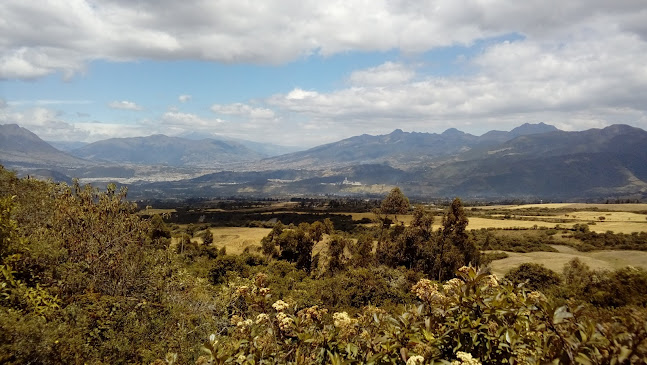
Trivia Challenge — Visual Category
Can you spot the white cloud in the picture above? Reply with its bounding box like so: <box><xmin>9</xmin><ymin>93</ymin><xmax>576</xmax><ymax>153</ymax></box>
<box><xmin>349</xmin><ymin>62</ymin><xmax>415</xmax><ymax>86</ymax></box>
<box><xmin>211</xmin><ymin>103</ymin><xmax>275</xmax><ymax>119</ymax></box>
<box><xmin>285</xmin><ymin>88</ymin><xmax>319</xmax><ymax>100</ymax></box>
<box><xmin>264</xmin><ymin>25</ymin><xmax>647</xmax><ymax>138</ymax></box>
<box><xmin>178</xmin><ymin>94</ymin><xmax>191</xmax><ymax>103</ymax></box>
<box><xmin>3</xmin><ymin>0</ymin><xmax>646</xmax><ymax>79</ymax></box>
<box><xmin>0</xmin><ymin>106</ymin><xmax>90</xmax><ymax>140</ymax></box>
<box><xmin>2</xmin><ymin>1</ymin><xmax>647</xmax><ymax>144</ymax></box>
<box><xmin>161</xmin><ymin>111</ymin><xmax>223</xmax><ymax>128</ymax></box>
<box><xmin>0</xmin><ymin>99</ymin><xmax>6</xmax><ymax>109</ymax></box>
<box><xmin>8</xmin><ymin>99</ymin><xmax>93</xmax><ymax>106</ymax></box>
<box><xmin>108</xmin><ymin>100</ymin><xmax>143</xmax><ymax>111</ymax></box>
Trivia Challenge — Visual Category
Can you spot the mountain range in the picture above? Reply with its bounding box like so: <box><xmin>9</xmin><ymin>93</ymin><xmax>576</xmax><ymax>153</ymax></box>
<box><xmin>70</xmin><ymin>134</ymin><xmax>264</xmax><ymax>167</ymax></box>
<box><xmin>257</xmin><ymin>122</ymin><xmax>559</xmax><ymax>170</ymax></box>
<box><xmin>1</xmin><ymin>122</ymin><xmax>646</xmax><ymax>200</ymax></box>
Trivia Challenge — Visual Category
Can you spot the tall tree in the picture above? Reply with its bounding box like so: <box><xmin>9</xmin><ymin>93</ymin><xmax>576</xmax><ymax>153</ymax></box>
<box><xmin>260</xmin><ymin>221</ymin><xmax>332</xmax><ymax>272</ymax></box>
<box><xmin>327</xmin><ymin>235</ymin><xmax>350</xmax><ymax>275</ymax></box>
<box><xmin>379</xmin><ymin>187</ymin><xmax>410</xmax><ymax>223</ymax></box>
<box><xmin>435</xmin><ymin>197</ymin><xmax>479</xmax><ymax>280</ymax></box>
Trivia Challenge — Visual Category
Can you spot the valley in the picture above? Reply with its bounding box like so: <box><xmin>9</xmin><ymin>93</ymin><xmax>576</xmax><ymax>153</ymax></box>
<box><xmin>3</xmin><ymin>122</ymin><xmax>647</xmax><ymax>201</ymax></box>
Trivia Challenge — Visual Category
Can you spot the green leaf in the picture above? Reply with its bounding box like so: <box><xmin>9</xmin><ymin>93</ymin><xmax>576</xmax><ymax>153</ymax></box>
<box><xmin>553</xmin><ymin>306</ymin><xmax>573</xmax><ymax>324</ymax></box>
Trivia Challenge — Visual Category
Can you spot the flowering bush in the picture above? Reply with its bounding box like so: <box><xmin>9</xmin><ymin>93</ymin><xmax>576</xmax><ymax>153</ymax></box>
<box><xmin>193</xmin><ymin>266</ymin><xmax>647</xmax><ymax>364</ymax></box>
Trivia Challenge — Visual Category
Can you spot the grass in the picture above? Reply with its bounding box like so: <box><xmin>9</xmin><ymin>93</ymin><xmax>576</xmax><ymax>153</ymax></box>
<box><xmin>206</xmin><ymin>227</ymin><xmax>272</xmax><ymax>255</ymax></box>
<box><xmin>137</xmin><ymin>208</ymin><xmax>176</xmax><ymax>215</ymax></box>
<box><xmin>472</xmin><ymin>203</ymin><xmax>647</xmax><ymax>212</ymax></box>
<box><xmin>201</xmin><ymin>227</ymin><xmax>331</xmax><ymax>256</ymax></box>
<box><xmin>487</xmin><ymin>245</ymin><xmax>647</xmax><ymax>277</ymax></box>
<box><xmin>335</xmin><ymin>210</ymin><xmax>647</xmax><ymax>233</ymax></box>
<box><xmin>467</xmin><ymin>217</ymin><xmax>558</xmax><ymax>230</ymax></box>
<box><xmin>169</xmin><ymin>203</ymin><xmax>647</xmax><ymax>273</ymax></box>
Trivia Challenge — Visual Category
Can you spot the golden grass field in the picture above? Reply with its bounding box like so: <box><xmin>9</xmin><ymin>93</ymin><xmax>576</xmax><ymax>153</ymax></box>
<box><xmin>169</xmin><ymin>203</ymin><xmax>647</xmax><ymax>276</ymax></box>
<box><xmin>204</xmin><ymin>227</ymin><xmax>271</xmax><ymax>255</ymax></box>
<box><xmin>137</xmin><ymin>208</ymin><xmax>176</xmax><ymax>215</ymax></box>
<box><xmin>473</xmin><ymin>203</ymin><xmax>647</xmax><ymax>211</ymax></box>
<box><xmin>488</xmin><ymin>245</ymin><xmax>647</xmax><ymax>277</ymax></box>
<box><xmin>198</xmin><ymin>227</ymin><xmax>331</xmax><ymax>256</ymax></box>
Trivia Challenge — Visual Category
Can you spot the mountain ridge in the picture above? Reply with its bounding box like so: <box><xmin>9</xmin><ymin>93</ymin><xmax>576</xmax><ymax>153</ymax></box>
<box><xmin>4</xmin><ymin>122</ymin><xmax>647</xmax><ymax>200</ymax></box>
<box><xmin>256</xmin><ymin>122</ymin><xmax>562</xmax><ymax>170</ymax></box>
<box><xmin>0</xmin><ymin>123</ymin><xmax>91</xmax><ymax>168</ymax></box>
<box><xmin>70</xmin><ymin>134</ymin><xmax>264</xmax><ymax>167</ymax></box>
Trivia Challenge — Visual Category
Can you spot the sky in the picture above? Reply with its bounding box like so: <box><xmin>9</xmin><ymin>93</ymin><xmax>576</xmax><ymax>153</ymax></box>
<box><xmin>1</xmin><ymin>1</ymin><xmax>647</xmax><ymax>147</ymax></box>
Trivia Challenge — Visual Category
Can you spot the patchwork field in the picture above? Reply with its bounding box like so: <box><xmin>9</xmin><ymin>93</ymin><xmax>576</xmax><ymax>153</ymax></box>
<box><xmin>473</xmin><ymin>203</ymin><xmax>647</xmax><ymax>211</ymax></box>
<box><xmin>488</xmin><ymin>245</ymin><xmax>647</xmax><ymax>277</ymax></box>
<box><xmin>169</xmin><ymin>202</ymin><xmax>647</xmax><ymax>276</ymax></box>
<box><xmin>350</xmin><ymin>211</ymin><xmax>647</xmax><ymax>233</ymax></box>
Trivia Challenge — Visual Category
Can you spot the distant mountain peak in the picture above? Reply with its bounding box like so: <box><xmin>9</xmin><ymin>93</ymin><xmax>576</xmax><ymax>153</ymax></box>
<box><xmin>510</xmin><ymin>122</ymin><xmax>558</xmax><ymax>136</ymax></box>
<box><xmin>0</xmin><ymin>123</ymin><xmax>89</xmax><ymax>167</ymax></box>
<box><xmin>442</xmin><ymin>128</ymin><xmax>464</xmax><ymax>136</ymax></box>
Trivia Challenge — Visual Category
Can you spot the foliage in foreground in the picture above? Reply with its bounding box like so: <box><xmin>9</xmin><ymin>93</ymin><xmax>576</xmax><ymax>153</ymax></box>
<box><xmin>2</xmin><ymin>167</ymin><xmax>647</xmax><ymax>364</ymax></box>
<box><xmin>198</xmin><ymin>267</ymin><xmax>647</xmax><ymax>364</ymax></box>
<box><xmin>0</xmin><ymin>167</ymin><xmax>223</xmax><ymax>364</ymax></box>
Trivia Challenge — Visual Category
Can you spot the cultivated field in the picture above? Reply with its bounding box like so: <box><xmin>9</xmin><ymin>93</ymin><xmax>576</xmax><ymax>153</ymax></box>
<box><xmin>488</xmin><ymin>245</ymin><xmax>647</xmax><ymax>277</ymax></box>
<box><xmin>169</xmin><ymin>203</ymin><xmax>647</xmax><ymax>276</ymax></box>
<box><xmin>351</xmin><ymin>208</ymin><xmax>647</xmax><ymax>233</ymax></box>
<box><xmin>475</xmin><ymin>203</ymin><xmax>647</xmax><ymax>212</ymax></box>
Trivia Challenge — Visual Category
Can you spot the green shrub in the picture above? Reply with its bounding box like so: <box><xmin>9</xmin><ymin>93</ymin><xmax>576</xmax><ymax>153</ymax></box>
<box><xmin>505</xmin><ymin>263</ymin><xmax>561</xmax><ymax>291</ymax></box>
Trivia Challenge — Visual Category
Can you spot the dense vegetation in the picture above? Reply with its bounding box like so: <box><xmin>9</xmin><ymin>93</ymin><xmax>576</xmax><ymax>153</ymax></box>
<box><xmin>1</xmin><ymin>167</ymin><xmax>646</xmax><ymax>364</ymax></box>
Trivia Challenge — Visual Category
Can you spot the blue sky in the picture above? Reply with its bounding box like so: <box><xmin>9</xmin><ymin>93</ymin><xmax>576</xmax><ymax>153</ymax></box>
<box><xmin>1</xmin><ymin>1</ymin><xmax>647</xmax><ymax>147</ymax></box>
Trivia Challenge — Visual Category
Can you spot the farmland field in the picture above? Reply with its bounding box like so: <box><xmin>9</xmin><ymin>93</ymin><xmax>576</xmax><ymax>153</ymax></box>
<box><xmin>347</xmin><ymin>205</ymin><xmax>647</xmax><ymax>233</ymax></box>
<box><xmin>488</xmin><ymin>245</ymin><xmax>647</xmax><ymax>277</ymax></box>
<box><xmin>205</xmin><ymin>227</ymin><xmax>271</xmax><ymax>255</ymax></box>
<box><xmin>169</xmin><ymin>202</ymin><xmax>647</xmax><ymax>276</ymax></box>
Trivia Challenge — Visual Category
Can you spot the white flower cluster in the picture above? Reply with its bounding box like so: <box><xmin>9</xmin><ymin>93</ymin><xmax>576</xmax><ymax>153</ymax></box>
<box><xmin>458</xmin><ymin>266</ymin><xmax>472</xmax><ymax>275</ymax></box>
<box><xmin>235</xmin><ymin>285</ymin><xmax>250</xmax><ymax>296</ymax></box>
<box><xmin>451</xmin><ymin>351</ymin><xmax>482</xmax><ymax>365</ymax></box>
<box><xmin>484</xmin><ymin>274</ymin><xmax>499</xmax><ymax>288</ymax></box>
<box><xmin>275</xmin><ymin>312</ymin><xmax>294</xmax><ymax>332</ymax></box>
<box><xmin>236</xmin><ymin>319</ymin><xmax>253</xmax><ymax>328</ymax></box>
<box><xmin>255</xmin><ymin>313</ymin><xmax>269</xmax><ymax>324</ymax></box>
<box><xmin>527</xmin><ymin>291</ymin><xmax>543</xmax><ymax>302</ymax></box>
<box><xmin>443</xmin><ymin>278</ymin><xmax>463</xmax><ymax>295</ymax></box>
<box><xmin>412</xmin><ymin>279</ymin><xmax>447</xmax><ymax>305</ymax></box>
<box><xmin>272</xmin><ymin>299</ymin><xmax>290</xmax><ymax>312</ymax></box>
<box><xmin>406</xmin><ymin>355</ymin><xmax>425</xmax><ymax>365</ymax></box>
<box><xmin>332</xmin><ymin>312</ymin><xmax>353</xmax><ymax>328</ymax></box>
<box><xmin>298</xmin><ymin>305</ymin><xmax>327</xmax><ymax>323</ymax></box>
